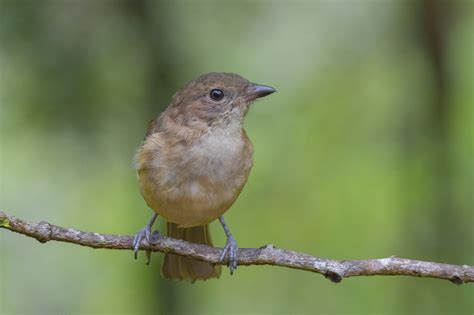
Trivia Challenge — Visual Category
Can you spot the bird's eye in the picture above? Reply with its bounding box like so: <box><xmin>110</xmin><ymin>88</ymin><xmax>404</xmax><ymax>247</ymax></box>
<box><xmin>210</xmin><ymin>89</ymin><xmax>224</xmax><ymax>101</ymax></box>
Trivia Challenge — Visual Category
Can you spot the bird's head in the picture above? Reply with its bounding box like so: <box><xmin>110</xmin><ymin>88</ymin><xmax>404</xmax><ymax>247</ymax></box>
<box><xmin>168</xmin><ymin>72</ymin><xmax>276</xmax><ymax>130</ymax></box>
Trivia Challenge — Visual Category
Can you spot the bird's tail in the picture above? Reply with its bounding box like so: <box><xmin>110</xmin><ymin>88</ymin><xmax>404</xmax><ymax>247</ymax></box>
<box><xmin>162</xmin><ymin>222</ymin><xmax>221</xmax><ymax>281</ymax></box>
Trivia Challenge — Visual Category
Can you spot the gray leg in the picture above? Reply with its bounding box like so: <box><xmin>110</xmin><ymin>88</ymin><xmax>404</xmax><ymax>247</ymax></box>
<box><xmin>133</xmin><ymin>213</ymin><xmax>158</xmax><ymax>265</ymax></box>
<box><xmin>218</xmin><ymin>216</ymin><xmax>238</xmax><ymax>274</ymax></box>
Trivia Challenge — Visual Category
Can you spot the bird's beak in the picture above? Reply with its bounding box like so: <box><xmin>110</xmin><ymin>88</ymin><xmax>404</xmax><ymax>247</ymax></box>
<box><xmin>245</xmin><ymin>83</ymin><xmax>277</xmax><ymax>101</ymax></box>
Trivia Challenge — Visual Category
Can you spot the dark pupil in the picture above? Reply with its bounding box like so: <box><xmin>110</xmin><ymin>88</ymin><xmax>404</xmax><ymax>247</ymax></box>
<box><xmin>210</xmin><ymin>89</ymin><xmax>224</xmax><ymax>100</ymax></box>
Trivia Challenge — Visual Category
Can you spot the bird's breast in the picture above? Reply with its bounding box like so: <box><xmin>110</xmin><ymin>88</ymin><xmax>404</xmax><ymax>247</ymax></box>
<box><xmin>188</xmin><ymin>130</ymin><xmax>247</xmax><ymax>178</ymax></box>
<box><xmin>137</xmin><ymin>129</ymin><xmax>253</xmax><ymax>227</ymax></box>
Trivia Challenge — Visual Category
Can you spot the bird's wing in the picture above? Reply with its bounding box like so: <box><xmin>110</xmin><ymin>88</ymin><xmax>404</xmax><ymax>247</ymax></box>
<box><xmin>144</xmin><ymin>118</ymin><xmax>159</xmax><ymax>139</ymax></box>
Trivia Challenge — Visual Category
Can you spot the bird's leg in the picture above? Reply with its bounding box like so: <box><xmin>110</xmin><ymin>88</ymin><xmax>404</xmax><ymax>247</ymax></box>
<box><xmin>133</xmin><ymin>213</ymin><xmax>158</xmax><ymax>265</ymax></box>
<box><xmin>218</xmin><ymin>216</ymin><xmax>238</xmax><ymax>274</ymax></box>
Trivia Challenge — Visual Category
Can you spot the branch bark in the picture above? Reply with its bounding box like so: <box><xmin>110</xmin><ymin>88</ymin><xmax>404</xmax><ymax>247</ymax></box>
<box><xmin>1</xmin><ymin>211</ymin><xmax>472</xmax><ymax>284</ymax></box>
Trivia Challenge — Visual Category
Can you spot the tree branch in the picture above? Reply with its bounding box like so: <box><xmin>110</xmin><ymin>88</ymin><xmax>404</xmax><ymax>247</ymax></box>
<box><xmin>1</xmin><ymin>211</ymin><xmax>472</xmax><ymax>284</ymax></box>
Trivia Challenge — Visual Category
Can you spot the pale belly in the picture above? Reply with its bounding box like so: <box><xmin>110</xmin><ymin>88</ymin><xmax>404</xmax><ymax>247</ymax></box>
<box><xmin>137</xmin><ymin>131</ymin><xmax>253</xmax><ymax>227</ymax></box>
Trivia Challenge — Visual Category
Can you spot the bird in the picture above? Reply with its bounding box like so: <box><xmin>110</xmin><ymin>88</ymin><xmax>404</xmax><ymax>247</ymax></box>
<box><xmin>133</xmin><ymin>72</ymin><xmax>276</xmax><ymax>281</ymax></box>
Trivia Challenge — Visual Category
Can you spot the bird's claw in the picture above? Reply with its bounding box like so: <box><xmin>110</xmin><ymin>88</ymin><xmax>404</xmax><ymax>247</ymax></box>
<box><xmin>219</xmin><ymin>235</ymin><xmax>238</xmax><ymax>274</ymax></box>
<box><xmin>133</xmin><ymin>225</ymin><xmax>159</xmax><ymax>265</ymax></box>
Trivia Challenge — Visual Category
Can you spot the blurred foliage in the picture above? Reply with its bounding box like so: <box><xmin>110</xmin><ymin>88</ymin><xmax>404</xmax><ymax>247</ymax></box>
<box><xmin>0</xmin><ymin>0</ymin><xmax>473</xmax><ymax>314</ymax></box>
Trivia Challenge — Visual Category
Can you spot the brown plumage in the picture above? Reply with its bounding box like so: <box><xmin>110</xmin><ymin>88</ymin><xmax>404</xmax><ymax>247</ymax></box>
<box><xmin>134</xmin><ymin>72</ymin><xmax>275</xmax><ymax>281</ymax></box>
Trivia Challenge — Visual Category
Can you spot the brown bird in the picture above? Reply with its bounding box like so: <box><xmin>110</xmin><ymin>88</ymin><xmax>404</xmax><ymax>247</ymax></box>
<box><xmin>133</xmin><ymin>72</ymin><xmax>276</xmax><ymax>281</ymax></box>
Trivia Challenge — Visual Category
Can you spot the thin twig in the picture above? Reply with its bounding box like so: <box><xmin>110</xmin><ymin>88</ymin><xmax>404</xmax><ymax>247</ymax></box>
<box><xmin>1</xmin><ymin>211</ymin><xmax>472</xmax><ymax>284</ymax></box>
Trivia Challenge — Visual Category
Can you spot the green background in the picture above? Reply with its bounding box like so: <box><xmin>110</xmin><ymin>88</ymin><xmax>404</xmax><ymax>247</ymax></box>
<box><xmin>1</xmin><ymin>1</ymin><xmax>473</xmax><ymax>314</ymax></box>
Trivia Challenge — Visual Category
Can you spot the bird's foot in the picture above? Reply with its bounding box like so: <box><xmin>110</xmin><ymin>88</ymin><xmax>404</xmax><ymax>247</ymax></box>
<box><xmin>219</xmin><ymin>235</ymin><xmax>238</xmax><ymax>274</ymax></box>
<box><xmin>133</xmin><ymin>223</ymin><xmax>159</xmax><ymax>265</ymax></box>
